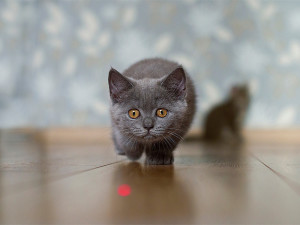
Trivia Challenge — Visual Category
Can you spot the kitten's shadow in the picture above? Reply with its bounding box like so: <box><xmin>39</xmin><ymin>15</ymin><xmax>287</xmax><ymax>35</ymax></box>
<box><xmin>106</xmin><ymin>162</ymin><xmax>195</xmax><ymax>224</ymax></box>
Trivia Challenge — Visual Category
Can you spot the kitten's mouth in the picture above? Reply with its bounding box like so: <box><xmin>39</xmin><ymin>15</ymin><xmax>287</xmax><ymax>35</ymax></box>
<box><xmin>142</xmin><ymin>131</ymin><xmax>161</xmax><ymax>140</ymax></box>
<box><xmin>143</xmin><ymin>133</ymin><xmax>154</xmax><ymax>139</ymax></box>
<box><xmin>140</xmin><ymin>131</ymin><xmax>162</xmax><ymax>141</ymax></box>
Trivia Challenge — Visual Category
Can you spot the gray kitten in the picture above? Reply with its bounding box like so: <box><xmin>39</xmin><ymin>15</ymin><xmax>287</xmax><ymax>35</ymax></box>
<box><xmin>202</xmin><ymin>84</ymin><xmax>250</xmax><ymax>142</ymax></box>
<box><xmin>108</xmin><ymin>58</ymin><xmax>196</xmax><ymax>165</ymax></box>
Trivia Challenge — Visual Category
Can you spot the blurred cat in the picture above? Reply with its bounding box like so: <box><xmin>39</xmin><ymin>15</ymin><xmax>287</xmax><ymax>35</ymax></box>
<box><xmin>108</xmin><ymin>58</ymin><xmax>196</xmax><ymax>165</ymax></box>
<box><xmin>202</xmin><ymin>85</ymin><xmax>250</xmax><ymax>142</ymax></box>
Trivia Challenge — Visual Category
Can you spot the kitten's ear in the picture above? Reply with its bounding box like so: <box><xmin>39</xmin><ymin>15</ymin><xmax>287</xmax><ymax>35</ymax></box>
<box><xmin>161</xmin><ymin>66</ymin><xmax>186</xmax><ymax>97</ymax></box>
<box><xmin>230</xmin><ymin>86</ymin><xmax>239</xmax><ymax>97</ymax></box>
<box><xmin>108</xmin><ymin>68</ymin><xmax>133</xmax><ymax>102</ymax></box>
<box><xmin>231</xmin><ymin>85</ymin><xmax>238</xmax><ymax>93</ymax></box>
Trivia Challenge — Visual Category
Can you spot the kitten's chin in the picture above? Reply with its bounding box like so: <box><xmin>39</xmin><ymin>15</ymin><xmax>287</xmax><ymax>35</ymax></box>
<box><xmin>139</xmin><ymin>133</ymin><xmax>162</xmax><ymax>142</ymax></box>
<box><xmin>141</xmin><ymin>134</ymin><xmax>156</xmax><ymax>141</ymax></box>
<box><xmin>143</xmin><ymin>134</ymin><xmax>154</xmax><ymax>139</ymax></box>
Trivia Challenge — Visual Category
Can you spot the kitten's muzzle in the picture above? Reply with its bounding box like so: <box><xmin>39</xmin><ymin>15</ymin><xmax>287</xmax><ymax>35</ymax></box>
<box><xmin>143</xmin><ymin>117</ymin><xmax>154</xmax><ymax>131</ymax></box>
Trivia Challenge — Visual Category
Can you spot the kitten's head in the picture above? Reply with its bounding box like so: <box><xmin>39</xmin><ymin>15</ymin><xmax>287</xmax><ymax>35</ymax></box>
<box><xmin>230</xmin><ymin>84</ymin><xmax>250</xmax><ymax>110</ymax></box>
<box><xmin>108</xmin><ymin>67</ymin><xmax>187</xmax><ymax>143</ymax></box>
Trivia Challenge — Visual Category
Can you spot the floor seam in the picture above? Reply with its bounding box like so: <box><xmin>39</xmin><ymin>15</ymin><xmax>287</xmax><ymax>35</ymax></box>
<box><xmin>1</xmin><ymin>159</ymin><xmax>126</xmax><ymax>198</ymax></box>
<box><xmin>51</xmin><ymin>159</ymin><xmax>126</xmax><ymax>181</ymax></box>
<box><xmin>250</xmin><ymin>153</ymin><xmax>300</xmax><ymax>197</ymax></box>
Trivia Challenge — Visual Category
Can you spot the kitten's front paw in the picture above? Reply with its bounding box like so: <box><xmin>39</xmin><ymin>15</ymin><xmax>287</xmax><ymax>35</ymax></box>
<box><xmin>115</xmin><ymin>148</ymin><xmax>125</xmax><ymax>155</ymax></box>
<box><xmin>145</xmin><ymin>154</ymin><xmax>174</xmax><ymax>165</ymax></box>
<box><xmin>126</xmin><ymin>147</ymin><xmax>144</xmax><ymax>161</ymax></box>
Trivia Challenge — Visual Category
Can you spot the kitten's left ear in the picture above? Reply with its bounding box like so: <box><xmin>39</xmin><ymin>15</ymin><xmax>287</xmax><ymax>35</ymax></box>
<box><xmin>108</xmin><ymin>67</ymin><xmax>133</xmax><ymax>103</ymax></box>
<box><xmin>161</xmin><ymin>66</ymin><xmax>186</xmax><ymax>97</ymax></box>
<box><xmin>230</xmin><ymin>85</ymin><xmax>241</xmax><ymax>97</ymax></box>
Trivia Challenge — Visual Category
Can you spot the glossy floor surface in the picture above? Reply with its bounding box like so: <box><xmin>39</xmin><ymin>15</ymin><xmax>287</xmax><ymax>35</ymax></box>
<box><xmin>0</xmin><ymin>130</ymin><xmax>300</xmax><ymax>224</ymax></box>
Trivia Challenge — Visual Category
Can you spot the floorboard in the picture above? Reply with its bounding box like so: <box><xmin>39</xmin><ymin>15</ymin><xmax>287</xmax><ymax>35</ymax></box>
<box><xmin>0</xmin><ymin>130</ymin><xmax>300</xmax><ymax>224</ymax></box>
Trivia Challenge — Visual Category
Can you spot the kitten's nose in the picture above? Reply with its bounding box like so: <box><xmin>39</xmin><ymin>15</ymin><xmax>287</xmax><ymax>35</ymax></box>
<box><xmin>143</xmin><ymin>117</ymin><xmax>154</xmax><ymax>130</ymax></box>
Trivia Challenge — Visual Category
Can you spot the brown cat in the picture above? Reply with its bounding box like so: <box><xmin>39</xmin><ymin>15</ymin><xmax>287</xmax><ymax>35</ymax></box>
<box><xmin>202</xmin><ymin>85</ymin><xmax>250</xmax><ymax>142</ymax></box>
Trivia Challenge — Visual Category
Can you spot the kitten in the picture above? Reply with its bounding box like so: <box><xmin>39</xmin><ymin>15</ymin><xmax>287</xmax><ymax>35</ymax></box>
<box><xmin>202</xmin><ymin>85</ymin><xmax>250</xmax><ymax>142</ymax></box>
<box><xmin>108</xmin><ymin>58</ymin><xmax>196</xmax><ymax>165</ymax></box>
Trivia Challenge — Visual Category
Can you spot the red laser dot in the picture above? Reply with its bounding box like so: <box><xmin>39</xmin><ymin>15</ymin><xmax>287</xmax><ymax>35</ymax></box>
<box><xmin>118</xmin><ymin>184</ymin><xmax>131</xmax><ymax>196</ymax></box>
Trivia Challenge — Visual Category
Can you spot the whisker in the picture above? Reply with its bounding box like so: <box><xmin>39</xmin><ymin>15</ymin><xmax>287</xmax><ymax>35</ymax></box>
<box><xmin>167</xmin><ymin>131</ymin><xmax>184</xmax><ymax>141</ymax></box>
<box><xmin>163</xmin><ymin>136</ymin><xmax>172</xmax><ymax>150</ymax></box>
<box><xmin>166</xmin><ymin>135</ymin><xmax>176</xmax><ymax>145</ymax></box>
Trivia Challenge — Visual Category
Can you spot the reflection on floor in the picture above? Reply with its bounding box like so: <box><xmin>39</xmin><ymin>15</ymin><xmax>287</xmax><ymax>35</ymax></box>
<box><xmin>0</xmin><ymin>130</ymin><xmax>300</xmax><ymax>224</ymax></box>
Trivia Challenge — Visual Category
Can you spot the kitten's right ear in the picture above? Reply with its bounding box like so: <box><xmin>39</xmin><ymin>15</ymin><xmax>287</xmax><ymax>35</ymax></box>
<box><xmin>161</xmin><ymin>66</ymin><xmax>186</xmax><ymax>98</ymax></box>
<box><xmin>108</xmin><ymin>68</ymin><xmax>133</xmax><ymax>102</ymax></box>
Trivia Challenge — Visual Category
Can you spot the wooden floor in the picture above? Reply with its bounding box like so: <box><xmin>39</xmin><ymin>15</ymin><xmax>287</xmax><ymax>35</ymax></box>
<box><xmin>1</xmin><ymin>130</ymin><xmax>300</xmax><ymax>224</ymax></box>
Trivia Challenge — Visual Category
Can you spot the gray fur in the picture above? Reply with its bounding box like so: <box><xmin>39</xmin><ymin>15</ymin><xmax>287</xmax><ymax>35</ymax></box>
<box><xmin>108</xmin><ymin>58</ymin><xmax>196</xmax><ymax>165</ymax></box>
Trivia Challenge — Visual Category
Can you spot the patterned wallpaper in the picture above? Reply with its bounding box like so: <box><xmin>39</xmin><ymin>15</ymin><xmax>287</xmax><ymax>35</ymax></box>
<box><xmin>0</xmin><ymin>0</ymin><xmax>299</xmax><ymax>128</ymax></box>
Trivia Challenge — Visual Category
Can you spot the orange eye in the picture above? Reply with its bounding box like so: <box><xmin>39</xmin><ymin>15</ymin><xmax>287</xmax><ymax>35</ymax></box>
<box><xmin>128</xmin><ymin>109</ymin><xmax>140</xmax><ymax>119</ymax></box>
<box><xmin>156</xmin><ymin>108</ymin><xmax>168</xmax><ymax>118</ymax></box>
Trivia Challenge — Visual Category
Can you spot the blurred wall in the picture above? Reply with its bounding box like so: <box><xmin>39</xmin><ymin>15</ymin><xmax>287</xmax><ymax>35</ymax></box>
<box><xmin>0</xmin><ymin>0</ymin><xmax>299</xmax><ymax>128</ymax></box>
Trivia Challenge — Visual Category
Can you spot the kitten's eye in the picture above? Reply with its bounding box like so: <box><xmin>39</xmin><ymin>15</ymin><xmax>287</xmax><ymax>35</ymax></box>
<box><xmin>156</xmin><ymin>108</ymin><xmax>168</xmax><ymax>118</ymax></box>
<box><xmin>128</xmin><ymin>109</ymin><xmax>140</xmax><ymax>119</ymax></box>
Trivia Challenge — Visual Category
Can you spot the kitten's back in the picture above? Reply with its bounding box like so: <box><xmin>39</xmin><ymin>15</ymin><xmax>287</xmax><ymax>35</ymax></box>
<box><xmin>123</xmin><ymin>58</ymin><xmax>180</xmax><ymax>79</ymax></box>
<box><xmin>123</xmin><ymin>58</ymin><xmax>196</xmax><ymax>118</ymax></box>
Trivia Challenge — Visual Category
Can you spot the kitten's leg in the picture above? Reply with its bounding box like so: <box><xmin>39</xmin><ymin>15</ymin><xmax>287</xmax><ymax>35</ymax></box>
<box><xmin>125</xmin><ymin>142</ymin><xmax>144</xmax><ymax>161</ymax></box>
<box><xmin>228</xmin><ymin>120</ymin><xmax>243</xmax><ymax>142</ymax></box>
<box><xmin>145</xmin><ymin>141</ymin><xmax>177</xmax><ymax>165</ymax></box>
<box><xmin>112</xmin><ymin>130</ymin><xmax>126</xmax><ymax>155</ymax></box>
<box><xmin>112</xmin><ymin>129</ymin><xmax>144</xmax><ymax>160</ymax></box>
